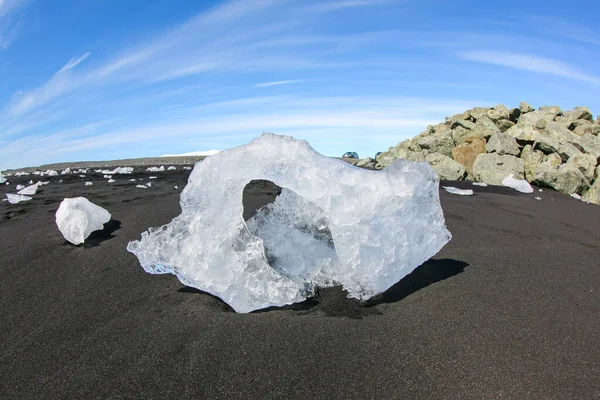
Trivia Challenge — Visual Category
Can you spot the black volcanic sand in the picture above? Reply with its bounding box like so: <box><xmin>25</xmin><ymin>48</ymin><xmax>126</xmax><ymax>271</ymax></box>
<box><xmin>1</xmin><ymin>169</ymin><xmax>599</xmax><ymax>399</ymax></box>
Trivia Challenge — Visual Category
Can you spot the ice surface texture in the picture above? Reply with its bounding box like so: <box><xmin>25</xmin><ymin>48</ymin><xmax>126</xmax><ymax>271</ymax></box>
<box><xmin>6</xmin><ymin>193</ymin><xmax>32</xmax><ymax>204</ymax></box>
<box><xmin>127</xmin><ymin>134</ymin><xmax>452</xmax><ymax>313</ymax></box>
<box><xmin>56</xmin><ymin>197</ymin><xmax>111</xmax><ymax>245</ymax></box>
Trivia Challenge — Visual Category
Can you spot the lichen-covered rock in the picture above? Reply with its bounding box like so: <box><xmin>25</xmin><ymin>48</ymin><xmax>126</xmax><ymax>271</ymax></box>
<box><xmin>533</xmin><ymin>160</ymin><xmax>589</xmax><ymax>195</ymax></box>
<box><xmin>520</xmin><ymin>145</ymin><xmax>545</xmax><ymax>181</ymax></box>
<box><xmin>486</xmin><ymin>131</ymin><xmax>520</xmax><ymax>156</ymax></box>
<box><xmin>566</xmin><ymin>153</ymin><xmax>597</xmax><ymax>182</ymax></box>
<box><xmin>582</xmin><ymin>180</ymin><xmax>600</xmax><ymax>205</ymax></box>
<box><xmin>575</xmin><ymin>134</ymin><xmax>600</xmax><ymax>160</ymax></box>
<box><xmin>415</xmin><ymin>131</ymin><xmax>455</xmax><ymax>157</ymax></box>
<box><xmin>425</xmin><ymin>153</ymin><xmax>467</xmax><ymax>180</ymax></box>
<box><xmin>573</xmin><ymin>122</ymin><xmax>600</xmax><ymax>136</ymax></box>
<box><xmin>519</xmin><ymin>101</ymin><xmax>535</xmax><ymax>113</ymax></box>
<box><xmin>472</xmin><ymin>153</ymin><xmax>525</xmax><ymax>185</ymax></box>
<box><xmin>507</xmin><ymin>121</ymin><xmax>537</xmax><ymax>144</ymax></box>
<box><xmin>452</xmin><ymin>138</ymin><xmax>486</xmax><ymax>175</ymax></box>
<box><xmin>557</xmin><ymin>142</ymin><xmax>583</xmax><ymax>161</ymax></box>
<box><xmin>452</xmin><ymin>117</ymin><xmax>499</xmax><ymax>145</ymax></box>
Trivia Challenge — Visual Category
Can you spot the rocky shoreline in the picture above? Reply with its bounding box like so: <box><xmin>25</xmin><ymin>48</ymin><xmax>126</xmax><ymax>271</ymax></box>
<box><xmin>374</xmin><ymin>101</ymin><xmax>600</xmax><ymax>204</ymax></box>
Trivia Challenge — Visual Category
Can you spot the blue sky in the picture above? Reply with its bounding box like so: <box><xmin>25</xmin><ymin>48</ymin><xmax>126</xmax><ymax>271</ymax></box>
<box><xmin>1</xmin><ymin>0</ymin><xmax>600</xmax><ymax>169</ymax></box>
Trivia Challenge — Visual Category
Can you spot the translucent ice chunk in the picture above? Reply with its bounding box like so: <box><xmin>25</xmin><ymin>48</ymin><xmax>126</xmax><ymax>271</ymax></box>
<box><xmin>167</xmin><ymin>166</ymin><xmax>176</xmax><ymax>170</ymax></box>
<box><xmin>85</xmin><ymin>181</ymin><xmax>93</xmax><ymax>186</ymax></box>
<box><xmin>6</xmin><ymin>193</ymin><xmax>32</xmax><ymax>204</ymax></box>
<box><xmin>136</xmin><ymin>185</ymin><xmax>148</xmax><ymax>189</ymax></box>
<box><xmin>128</xmin><ymin>133</ymin><xmax>452</xmax><ymax>313</ymax></box>
<box><xmin>502</xmin><ymin>174</ymin><xmax>533</xmax><ymax>193</ymax></box>
<box><xmin>0</xmin><ymin>172</ymin><xmax>6</xmax><ymax>184</ymax></box>
<box><xmin>146</xmin><ymin>166</ymin><xmax>165</xmax><ymax>172</ymax></box>
<box><xmin>443</xmin><ymin>186</ymin><xmax>474</xmax><ymax>196</ymax></box>
<box><xmin>472</xmin><ymin>182</ymin><xmax>488</xmax><ymax>187</ymax></box>
<box><xmin>17</xmin><ymin>183</ymin><xmax>40</xmax><ymax>196</ymax></box>
<box><xmin>107</xmin><ymin>179</ymin><xmax>116</xmax><ymax>183</ymax></box>
<box><xmin>55</xmin><ymin>197</ymin><xmax>111</xmax><ymax>245</ymax></box>
<box><xmin>101</xmin><ymin>167</ymin><xmax>133</xmax><ymax>174</ymax></box>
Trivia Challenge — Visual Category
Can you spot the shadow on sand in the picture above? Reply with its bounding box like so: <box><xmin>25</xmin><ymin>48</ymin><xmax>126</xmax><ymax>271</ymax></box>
<box><xmin>79</xmin><ymin>219</ymin><xmax>122</xmax><ymax>248</ymax></box>
<box><xmin>178</xmin><ymin>258</ymin><xmax>468</xmax><ymax>317</ymax></box>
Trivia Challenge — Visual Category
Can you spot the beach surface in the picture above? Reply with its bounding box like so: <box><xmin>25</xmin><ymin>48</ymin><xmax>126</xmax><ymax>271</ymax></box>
<box><xmin>1</xmin><ymin>168</ymin><xmax>599</xmax><ymax>399</ymax></box>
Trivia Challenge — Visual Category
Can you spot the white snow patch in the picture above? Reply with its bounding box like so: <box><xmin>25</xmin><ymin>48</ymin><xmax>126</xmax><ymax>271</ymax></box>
<box><xmin>55</xmin><ymin>197</ymin><xmax>111</xmax><ymax>245</ymax></box>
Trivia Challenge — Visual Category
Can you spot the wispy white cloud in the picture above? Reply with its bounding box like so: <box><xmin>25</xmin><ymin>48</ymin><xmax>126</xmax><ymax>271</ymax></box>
<box><xmin>459</xmin><ymin>51</ymin><xmax>600</xmax><ymax>85</ymax></box>
<box><xmin>0</xmin><ymin>0</ymin><xmax>28</xmax><ymax>49</ymax></box>
<box><xmin>59</xmin><ymin>52</ymin><xmax>91</xmax><ymax>73</ymax></box>
<box><xmin>304</xmin><ymin>0</ymin><xmax>395</xmax><ymax>12</ymax></box>
<box><xmin>254</xmin><ymin>80</ymin><xmax>303</xmax><ymax>87</ymax></box>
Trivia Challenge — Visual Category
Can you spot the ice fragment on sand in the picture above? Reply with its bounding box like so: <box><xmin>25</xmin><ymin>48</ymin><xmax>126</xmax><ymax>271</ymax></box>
<box><xmin>472</xmin><ymin>182</ymin><xmax>488</xmax><ymax>187</ymax></box>
<box><xmin>55</xmin><ymin>197</ymin><xmax>111</xmax><ymax>245</ymax></box>
<box><xmin>79</xmin><ymin>175</ymin><xmax>86</xmax><ymax>178</ymax></box>
<box><xmin>46</xmin><ymin>170</ymin><xmax>58</xmax><ymax>176</ymax></box>
<box><xmin>149</xmin><ymin>176</ymin><xmax>157</xmax><ymax>179</ymax></box>
<box><xmin>539</xmin><ymin>189</ymin><xmax>543</xmax><ymax>192</ymax></box>
<box><xmin>174</xmin><ymin>186</ymin><xmax>178</xmax><ymax>189</ymax></box>
<box><xmin>443</xmin><ymin>186</ymin><xmax>474</xmax><ymax>196</ymax></box>
<box><xmin>0</xmin><ymin>172</ymin><xmax>6</xmax><ymax>184</ymax></box>
<box><xmin>108</xmin><ymin>179</ymin><xmax>116</xmax><ymax>183</ymax></box>
<box><xmin>167</xmin><ymin>166</ymin><xmax>176</xmax><ymax>170</ymax></box>
<box><xmin>102</xmin><ymin>167</ymin><xmax>133</xmax><ymax>174</ymax></box>
<box><xmin>17</xmin><ymin>183</ymin><xmax>40</xmax><ymax>195</ymax></box>
<box><xmin>535</xmin><ymin>196</ymin><xmax>542</xmax><ymax>200</ymax></box>
<box><xmin>136</xmin><ymin>185</ymin><xmax>148</xmax><ymax>189</ymax></box>
<box><xmin>502</xmin><ymin>174</ymin><xmax>533</xmax><ymax>193</ymax></box>
<box><xmin>129</xmin><ymin>179</ymin><xmax>136</xmax><ymax>182</ymax></box>
<box><xmin>570</xmin><ymin>193</ymin><xmax>582</xmax><ymax>200</ymax></box>
<box><xmin>183</xmin><ymin>166</ymin><xmax>192</xmax><ymax>170</ymax></box>
<box><xmin>6</xmin><ymin>193</ymin><xmax>32</xmax><ymax>204</ymax></box>
<box><xmin>103</xmin><ymin>175</ymin><xmax>112</xmax><ymax>179</ymax></box>
<box><xmin>146</xmin><ymin>166</ymin><xmax>165</xmax><ymax>172</ymax></box>
<box><xmin>61</xmin><ymin>168</ymin><xmax>71</xmax><ymax>175</ymax></box>
<box><xmin>128</xmin><ymin>133</ymin><xmax>452</xmax><ymax>313</ymax></box>
<box><xmin>85</xmin><ymin>181</ymin><xmax>93</xmax><ymax>186</ymax></box>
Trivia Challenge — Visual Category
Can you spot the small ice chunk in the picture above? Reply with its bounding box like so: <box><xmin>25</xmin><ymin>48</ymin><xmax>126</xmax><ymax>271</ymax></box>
<box><xmin>61</xmin><ymin>168</ymin><xmax>71</xmax><ymax>175</ymax></box>
<box><xmin>570</xmin><ymin>193</ymin><xmax>582</xmax><ymax>200</ymax></box>
<box><xmin>539</xmin><ymin>189</ymin><xmax>543</xmax><ymax>192</ymax></box>
<box><xmin>472</xmin><ymin>182</ymin><xmax>488</xmax><ymax>187</ymax></box>
<box><xmin>55</xmin><ymin>197</ymin><xmax>111</xmax><ymax>245</ymax></box>
<box><xmin>443</xmin><ymin>186</ymin><xmax>474</xmax><ymax>196</ymax></box>
<box><xmin>58</xmin><ymin>180</ymin><xmax>63</xmax><ymax>183</ymax></box>
<box><xmin>183</xmin><ymin>166</ymin><xmax>192</xmax><ymax>171</ymax></box>
<box><xmin>47</xmin><ymin>170</ymin><xmax>58</xmax><ymax>176</ymax></box>
<box><xmin>107</xmin><ymin>179</ymin><xmax>116</xmax><ymax>183</ymax></box>
<box><xmin>145</xmin><ymin>182</ymin><xmax>152</xmax><ymax>187</ymax></box>
<box><xmin>149</xmin><ymin>176</ymin><xmax>157</xmax><ymax>179</ymax></box>
<box><xmin>136</xmin><ymin>185</ymin><xmax>148</xmax><ymax>189</ymax></box>
<box><xmin>4</xmin><ymin>182</ymin><xmax>8</xmax><ymax>185</ymax></box>
<box><xmin>129</xmin><ymin>179</ymin><xmax>136</xmax><ymax>182</ymax></box>
<box><xmin>6</xmin><ymin>193</ymin><xmax>33</xmax><ymax>204</ymax></box>
<box><xmin>103</xmin><ymin>175</ymin><xmax>112</xmax><ymax>179</ymax></box>
<box><xmin>146</xmin><ymin>166</ymin><xmax>165</xmax><ymax>172</ymax></box>
<box><xmin>85</xmin><ymin>181</ymin><xmax>93</xmax><ymax>186</ymax></box>
<box><xmin>174</xmin><ymin>186</ymin><xmax>178</xmax><ymax>189</ymax></box>
<box><xmin>17</xmin><ymin>183</ymin><xmax>40</xmax><ymax>196</ymax></box>
<box><xmin>39</xmin><ymin>181</ymin><xmax>50</xmax><ymax>185</ymax></box>
<box><xmin>28</xmin><ymin>180</ymin><xmax>33</xmax><ymax>184</ymax></box>
<box><xmin>534</xmin><ymin>196</ymin><xmax>542</xmax><ymax>201</ymax></box>
<box><xmin>0</xmin><ymin>172</ymin><xmax>6</xmax><ymax>184</ymax></box>
<box><xmin>32</xmin><ymin>171</ymin><xmax>41</xmax><ymax>176</ymax></box>
<box><xmin>102</xmin><ymin>167</ymin><xmax>133</xmax><ymax>174</ymax></box>
<box><xmin>94</xmin><ymin>169</ymin><xmax>103</xmax><ymax>173</ymax></box>
<box><xmin>502</xmin><ymin>174</ymin><xmax>533</xmax><ymax>193</ymax></box>
<box><xmin>16</xmin><ymin>184</ymin><xmax>25</xmax><ymax>190</ymax></box>
<box><xmin>167</xmin><ymin>166</ymin><xmax>176</xmax><ymax>170</ymax></box>
<box><xmin>79</xmin><ymin>175</ymin><xmax>86</xmax><ymax>178</ymax></box>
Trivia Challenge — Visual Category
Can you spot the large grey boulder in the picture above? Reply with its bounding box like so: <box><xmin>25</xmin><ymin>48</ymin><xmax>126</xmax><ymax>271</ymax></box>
<box><xmin>571</xmin><ymin>106</ymin><xmax>593</xmax><ymax>122</ymax></box>
<box><xmin>566</xmin><ymin>153</ymin><xmax>597</xmax><ymax>182</ymax></box>
<box><xmin>545</xmin><ymin>122</ymin><xmax>581</xmax><ymax>143</ymax></box>
<box><xmin>507</xmin><ymin>121</ymin><xmax>536</xmax><ymax>143</ymax></box>
<box><xmin>425</xmin><ymin>153</ymin><xmax>467</xmax><ymax>180</ymax></box>
<box><xmin>486</xmin><ymin>104</ymin><xmax>510</xmax><ymax>123</ymax></box>
<box><xmin>573</xmin><ymin>122</ymin><xmax>600</xmax><ymax>136</ymax></box>
<box><xmin>356</xmin><ymin>157</ymin><xmax>374</xmax><ymax>168</ymax></box>
<box><xmin>486</xmin><ymin>131</ymin><xmax>520</xmax><ymax>155</ymax></box>
<box><xmin>533</xmin><ymin>160</ymin><xmax>589</xmax><ymax>195</ymax></box>
<box><xmin>557</xmin><ymin>142</ymin><xmax>583</xmax><ymax>161</ymax></box>
<box><xmin>520</xmin><ymin>107</ymin><xmax>562</xmax><ymax>126</ymax></box>
<box><xmin>415</xmin><ymin>131</ymin><xmax>454</xmax><ymax>158</ymax></box>
<box><xmin>468</xmin><ymin>107</ymin><xmax>491</xmax><ymax>121</ymax></box>
<box><xmin>519</xmin><ymin>101</ymin><xmax>535</xmax><ymax>113</ymax></box>
<box><xmin>520</xmin><ymin>145</ymin><xmax>545</xmax><ymax>181</ymax></box>
<box><xmin>472</xmin><ymin>153</ymin><xmax>525</xmax><ymax>185</ymax></box>
<box><xmin>533</xmin><ymin>133</ymin><xmax>561</xmax><ymax>154</ymax></box>
<box><xmin>497</xmin><ymin>119</ymin><xmax>515</xmax><ymax>132</ymax></box>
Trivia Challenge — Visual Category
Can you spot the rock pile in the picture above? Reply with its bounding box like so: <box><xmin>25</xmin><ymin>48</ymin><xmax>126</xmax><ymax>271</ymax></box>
<box><xmin>376</xmin><ymin>101</ymin><xmax>600</xmax><ymax>205</ymax></box>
